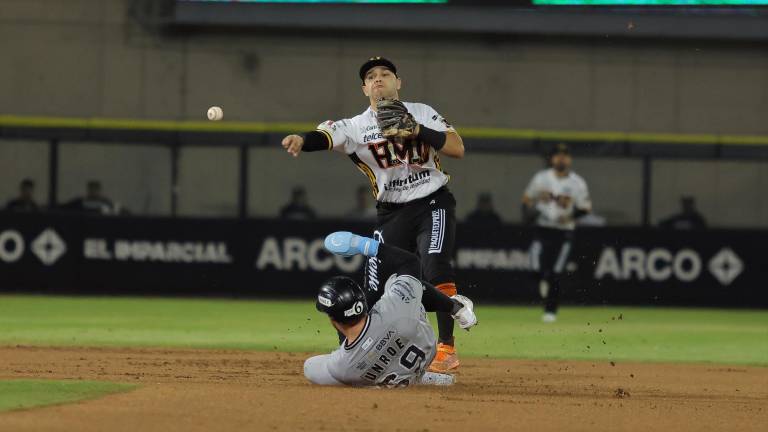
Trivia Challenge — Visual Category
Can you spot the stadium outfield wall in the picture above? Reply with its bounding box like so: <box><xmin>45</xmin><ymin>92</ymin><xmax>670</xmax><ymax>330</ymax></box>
<box><xmin>2</xmin><ymin>116</ymin><xmax>768</xmax><ymax>228</ymax></box>
<box><xmin>1</xmin><ymin>213</ymin><xmax>765</xmax><ymax>307</ymax></box>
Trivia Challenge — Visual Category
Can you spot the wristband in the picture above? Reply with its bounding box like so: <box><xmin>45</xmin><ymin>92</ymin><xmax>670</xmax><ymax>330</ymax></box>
<box><xmin>302</xmin><ymin>130</ymin><xmax>333</xmax><ymax>152</ymax></box>
<box><xmin>416</xmin><ymin>125</ymin><xmax>447</xmax><ymax>151</ymax></box>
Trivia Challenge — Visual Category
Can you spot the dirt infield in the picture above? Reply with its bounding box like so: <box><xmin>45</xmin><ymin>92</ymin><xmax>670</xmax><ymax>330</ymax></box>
<box><xmin>0</xmin><ymin>346</ymin><xmax>765</xmax><ymax>432</ymax></box>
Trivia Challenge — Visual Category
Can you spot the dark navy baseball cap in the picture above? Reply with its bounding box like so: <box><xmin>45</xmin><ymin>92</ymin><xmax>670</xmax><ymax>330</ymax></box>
<box><xmin>359</xmin><ymin>57</ymin><xmax>398</xmax><ymax>81</ymax></box>
<box><xmin>547</xmin><ymin>142</ymin><xmax>571</xmax><ymax>158</ymax></box>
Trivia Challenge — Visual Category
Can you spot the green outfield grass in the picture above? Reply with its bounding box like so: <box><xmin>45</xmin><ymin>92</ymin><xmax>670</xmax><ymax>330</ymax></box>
<box><xmin>0</xmin><ymin>380</ymin><xmax>137</xmax><ymax>413</ymax></box>
<box><xmin>0</xmin><ymin>295</ymin><xmax>766</xmax><ymax>365</ymax></box>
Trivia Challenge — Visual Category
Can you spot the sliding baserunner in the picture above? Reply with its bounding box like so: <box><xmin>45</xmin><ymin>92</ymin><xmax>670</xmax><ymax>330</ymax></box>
<box><xmin>304</xmin><ymin>231</ymin><xmax>477</xmax><ymax>387</ymax></box>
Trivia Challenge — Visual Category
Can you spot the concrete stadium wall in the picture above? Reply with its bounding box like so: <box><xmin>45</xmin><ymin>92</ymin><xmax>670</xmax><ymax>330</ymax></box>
<box><xmin>178</xmin><ymin>146</ymin><xmax>239</xmax><ymax>217</ymax></box>
<box><xmin>1</xmin><ymin>0</ymin><xmax>768</xmax><ymax>135</ymax></box>
<box><xmin>2</xmin><ymin>1</ymin><xmax>767</xmax><ymax>226</ymax></box>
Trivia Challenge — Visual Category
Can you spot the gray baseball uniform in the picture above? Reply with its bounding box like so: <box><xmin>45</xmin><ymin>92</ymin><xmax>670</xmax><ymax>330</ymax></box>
<box><xmin>304</xmin><ymin>273</ymin><xmax>436</xmax><ymax>387</ymax></box>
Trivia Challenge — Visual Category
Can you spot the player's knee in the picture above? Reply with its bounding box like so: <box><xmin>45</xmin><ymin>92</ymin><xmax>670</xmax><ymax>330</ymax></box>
<box><xmin>303</xmin><ymin>356</ymin><xmax>321</xmax><ymax>383</ymax></box>
<box><xmin>303</xmin><ymin>355</ymin><xmax>335</xmax><ymax>385</ymax></box>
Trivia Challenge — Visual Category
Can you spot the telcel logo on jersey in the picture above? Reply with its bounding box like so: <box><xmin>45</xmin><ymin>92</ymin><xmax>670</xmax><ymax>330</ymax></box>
<box><xmin>363</xmin><ymin>131</ymin><xmax>384</xmax><ymax>142</ymax></box>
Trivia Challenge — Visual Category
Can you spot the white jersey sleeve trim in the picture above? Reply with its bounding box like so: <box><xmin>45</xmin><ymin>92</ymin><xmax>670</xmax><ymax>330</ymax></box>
<box><xmin>317</xmin><ymin>118</ymin><xmax>356</xmax><ymax>154</ymax></box>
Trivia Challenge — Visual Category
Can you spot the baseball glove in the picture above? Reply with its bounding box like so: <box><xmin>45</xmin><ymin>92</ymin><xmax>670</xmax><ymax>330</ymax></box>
<box><xmin>376</xmin><ymin>99</ymin><xmax>418</xmax><ymax>138</ymax></box>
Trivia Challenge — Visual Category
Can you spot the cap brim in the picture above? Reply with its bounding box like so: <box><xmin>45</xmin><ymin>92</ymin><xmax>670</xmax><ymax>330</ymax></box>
<box><xmin>359</xmin><ymin>59</ymin><xmax>397</xmax><ymax>81</ymax></box>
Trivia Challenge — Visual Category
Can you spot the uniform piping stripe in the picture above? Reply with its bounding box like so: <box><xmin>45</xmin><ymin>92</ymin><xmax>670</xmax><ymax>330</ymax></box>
<box><xmin>554</xmin><ymin>241</ymin><xmax>572</xmax><ymax>274</ymax></box>
<box><xmin>348</xmin><ymin>154</ymin><xmax>379</xmax><ymax>198</ymax></box>
<box><xmin>357</xmin><ymin>163</ymin><xmax>379</xmax><ymax>197</ymax></box>
<box><xmin>344</xmin><ymin>315</ymin><xmax>371</xmax><ymax>351</ymax></box>
<box><xmin>530</xmin><ymin>240</ymin><xmax>542</xmax><ymax>271</ymax></box>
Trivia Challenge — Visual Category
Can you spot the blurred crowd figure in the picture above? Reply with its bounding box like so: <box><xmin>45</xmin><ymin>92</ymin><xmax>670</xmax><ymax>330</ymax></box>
<box><xmin>345</xmin><ymin>185</ymin><xmax>377</xmax><ymax>221</ymax></box>
<box><xmin>5</xmin><ymin>178</ymin><xmax>40</xmax><ymax>212</ymax></box>
<box><xmin>3</xmin><ymin>179</ymin><xmax>127</xmax><ymax>215</ymax></box>
<box><xmin>3</xmin><ymin>178</ymin><xmax>707</xmax><ymax>228</ymax></box>
<box><xmin>465</xmin><ymin>192</ymin><xmax>501</xmax><ymax>225</ymax></box>
<box><xmin>60</xmin><ymin>180</ymin><xmax>123</xmax><ymax>215</ymax></box>
<box><xmin>658</xmin><ymin>196</ymin><xmax>707</xmax><ymax>230</ymax></box>
<box><xmin>280</xmin><ymin>186</ymin><xmax>317</xmax><ymax>220</ymax></box>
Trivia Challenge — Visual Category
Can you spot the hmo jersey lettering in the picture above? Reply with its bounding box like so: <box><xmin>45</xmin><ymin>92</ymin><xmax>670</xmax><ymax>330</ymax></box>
<box><xmin>525</xmin><ymin>168</ymin><xmax>591</xmax><ymax>231</ymax></box>
<box><xmin>317</xmin><ymin>102</ymin><xmax>454</xmax><ymax>203</ymax></box>
<box><xmin>320</xmin><ymin>274</ymin><xmax>436</xmax><ymax>387</ymax></box>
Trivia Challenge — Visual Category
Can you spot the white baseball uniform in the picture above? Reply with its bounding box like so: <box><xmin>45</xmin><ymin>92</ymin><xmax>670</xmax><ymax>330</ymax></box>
<box><xmin>524</xmin><ymin>168</ymin><xmax>591</xmax><ymax>231</ymax></box>
<box><xmin>316</xmin><ymin>102</ymin><xmax>454</xmax><ymax>204</ymax></box>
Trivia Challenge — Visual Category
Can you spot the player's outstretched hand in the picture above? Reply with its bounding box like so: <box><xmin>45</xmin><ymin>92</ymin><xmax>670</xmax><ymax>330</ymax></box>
<box><xmin>451</xmin><ymin>294</ymin><xmax>478</xmax><ymax>331</ymax></box>
<box><xmin>281</xmin><ymin>134</ymin><xmax>304</xmax><ymax>157</ymax></box>
<box><xmin>324</xmin><ymin>231</ymin><xmax>379</xmax><ymax>257</ymax></box>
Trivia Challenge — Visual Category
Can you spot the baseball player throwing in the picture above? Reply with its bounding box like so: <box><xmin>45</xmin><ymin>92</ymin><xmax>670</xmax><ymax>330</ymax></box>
<box><xmin>304</xmin><ymin>231</ymin><xmax>477</xmax><ymax>387</ymax></box>
<box><xmin>522</xmin><ymin>143</ymin><xmax>591</xmax><ymax>322</ymax></box>
<box><xmin>282</xmin><ymin>57</ymin><xmax>466</xmax><ymax>372</ymax></box>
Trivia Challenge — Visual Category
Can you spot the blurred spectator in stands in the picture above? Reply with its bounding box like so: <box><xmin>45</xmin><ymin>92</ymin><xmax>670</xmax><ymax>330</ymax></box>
<box><xmin>659</xmin><ymin>196</ymin><xmax>707</xmax><ymax>230</ymax></box>
<box><xmin>5</xmin><ymin>178</ymin><xmax>40</xmax><ymax>212</ymax></box>
<box><xmin>345</xmin><ymin>185</ymin><xmax>377</xmax><ymax>221</ymax></box>
<box><xmin>62</xmin><ymin>180</ymin><xmax>121</xmax><ymax>215</ymax></box>
<box><xmin>280</xmin><ymin>186</ymin><xmax>316</xmax><ymax>220</ymax></box>
<box><xmin>466</xmin><ymin>192</ymin><xmax>502</xmax><ymax>225</ymax></box>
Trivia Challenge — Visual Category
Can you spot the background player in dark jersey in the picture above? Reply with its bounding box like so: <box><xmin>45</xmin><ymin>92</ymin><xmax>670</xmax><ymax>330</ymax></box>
<box><xmin>304</xmin><ymin>231</ymin><xmax>476</xmax><ymax>387</ymax></box>
<box><xmin>281</xmin><ymin>57</ymin><xmax>467</xmax><ymax>372</ymax></box>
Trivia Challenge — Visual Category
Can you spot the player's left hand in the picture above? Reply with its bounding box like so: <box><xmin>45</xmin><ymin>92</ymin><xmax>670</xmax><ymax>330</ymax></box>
<box><xmin>376</xmin><ymin>99</ymin><xmax>418</xmax><ymax>138</ymax></box>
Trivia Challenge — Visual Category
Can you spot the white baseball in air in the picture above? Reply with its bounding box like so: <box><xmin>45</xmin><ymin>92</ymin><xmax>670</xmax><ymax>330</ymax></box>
<box><xmin>207</xmin><ymin>106</ymin><xmax>223</xmax><ymax>121</ymax></box>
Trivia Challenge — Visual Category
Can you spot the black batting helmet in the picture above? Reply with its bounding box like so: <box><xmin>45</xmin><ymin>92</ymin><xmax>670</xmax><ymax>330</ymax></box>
<box><xmin>316</xmin><ymin>276</ymin><xmax>368</xmax><ymax>324</ymax></box>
